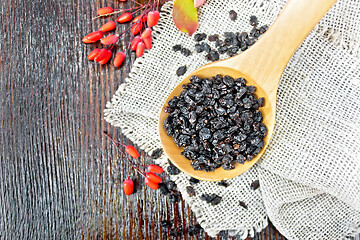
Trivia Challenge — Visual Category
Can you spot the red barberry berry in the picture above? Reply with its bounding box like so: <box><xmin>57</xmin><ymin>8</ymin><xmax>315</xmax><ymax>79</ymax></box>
<box><xmin>100</xmin><ymin>21</ymin><xmax>116</xmax><ymax>32</ymax></box>
<box><xmin>125</xmin><ymin>145</ymin><xmax>139</xmax><ymax>159</ymax></box>
<box><xmin>98</xmin><ymin>50</ymin><xmax>112</xmax><ymax>65</ymax></box>
<box><xmin>113</xmin><ymin>52</ymin><xmax>125</xmax><ymax>67</ymax></box>
<box><xmin>145</xmin><ymin>178</ymin><xmax>159</xmax><ymax>190</ymax></box>
<box><xmin>97</xmin><ymin>7</ymin><xmax>113</xmax><ymax>16</ymax></box>
<box><xmin>117</xmin><ymin>12</ymin><xmax>133</xmax><ymax>23</ymax></box>
<box><xmin>131</xmin><ymin>22</ymin><xmax>142</xmax><ymax>35</ymax></box>
<box><xmin>147</xmin><ymin>11</ymin><xmax>160</xmax><ymax>27</ymax></box>
<box><xmin>146</xmin><ymin>172</ymin><xmax>162</xmax><ymax>183</ymax></box>
<box><xmin>88</xmin><ymin>48</ymin><xmax>100</xmax><ymax>60</ymax></box>
<box><xmin>82</xmin><ymin>31</ymin><xmax>103</xmax><ymax>43</ymax></box>
<box><xmin>141</xmin><ymin>28</ymin><xmax>152</xmax><ymax>39</ymax></box>
<box><xmin>95</xmin><ymin>48</ymin><xmax>108</xmax><ymax>62</ymax></box>
<box><xmin>123</xmin><ymin>179</ymin><xmax>134</xmax><ymax>195</ymax></box>
<box><xmin>101</xmin><ymin>34</ymin><xmax>118</xmax><ymax>45</ymax></box>
<box><xmin>130</xmin><ymin>36</ymin><xmax>142</xmax><ymax>51</ymax></box>
<box><xmin>132</xmin><ymin>15</ymin><xmax>147</xmax><ymax>23</ymax></box>
<box><xmin>142</xmin><ymin>37</ymin><xmax>152</xmax><ymax>49</ymax></box>
<box><xmin>119</xmin><ymin>0</ymin><xmax>126</xmax><ymax>1</ymax></box>
<box><xmin>147</xmin><ymin>164</ymin><xmax>163</xmax><ymax>174</ymax></box>
<box><xmin>136</xmin><ymin>42</ymin><xmax>145</xmax><ymax>57</ymax></box>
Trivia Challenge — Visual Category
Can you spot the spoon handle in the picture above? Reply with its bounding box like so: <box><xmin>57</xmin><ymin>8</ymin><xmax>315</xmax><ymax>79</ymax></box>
<box><xmin>229</xmin><ymin>0</ymin><xmax>337</xmax><ymax>92</ymax></box>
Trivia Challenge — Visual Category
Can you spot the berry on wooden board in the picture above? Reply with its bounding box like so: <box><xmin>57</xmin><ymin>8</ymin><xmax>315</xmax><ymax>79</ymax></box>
<box><xmin>142</xmin><ymin>37</ymin><xmax>152</xmax><ymax>49</ymax></box>
<box><xmin>100</xmin><ymin>34</ymin><xmax>118</xmax><ymax>45</ymax></box>
<box><xmin>100</xmin><ymin>21</ymin><xmax>116</xmax><ymax>32</ymax></box>
<box><xmin>146</xmin><ymin>172</ymin><xmax>162</xmax><ymax>183</ymax></box>
<box><xmin>136</xmin><ymin>42</ymin><xmax>145</xmax><ymax>57</ymax></box>
<box><xmin>147</xmin><ymin>11</ymin><xmax>160</xmax><ymax>27</ymax></box>
<box><xmin>145</xmin><ymin>178</ymin><xmax>159</xmax><ymax>190</ymax></box>
<box><xmin>98</xmin><ymin>50</ymin><xmax>113</xmax><ymax>65</ymax></box>
<box><xmin>103</xmin><ymin>132</ymin><xmax>166</xmax><ymax>193</ymax></box>
<box><xmin>123</xmin><ymin>179</ymin><xmax>134</xmax><ymax>195</ymax></box>
<box><xmin>88</xmin><ymin>48</ymin><xmax>100</xmax><ymax>60</ymax></box>
<box><xmin>83</xmin><ymin>1</ymin><xmax>166</xmax><ymax>67</ymax></box>
<box><xmin>125</xmin><ymin>145</ymin><xmax>139</xmax><ymax>159</ymax></box>
<box><xmin>117</xmin><ymin>12</ymin><xmax>133</xmax><ymax>23</ymax></box>
<box><xmin>97</xmin><ymin>7</ymin><xmax>113</xmax><ymax>15</ymax></box>
<box><xmin>141</xmin><ymin>28</ymin><xmax>152</xmax><ymax>39</ymax></box>
<box><xmin>94</xmin><ymin>48</ymin><xmax>108</xmax><ymax>62</ymax></box>
<box><xmin>82</xmin><ymin>31</ymin><xmax>103</xmax><ymax>43</ymax></box>
<box><xmin>130</xmin><ymin>36</ymin><xmax>142</xmax><ymax>51</ymax></box>
<box><xmin>131</xmin><ymin>22</ymin><xmax>142</xmax><ymax>35</ymax></box>
<box><xmin>113</xmin><ymin>52</ymin><xmax>125</xmax><ymax>67</ymax></box>
<box><xmin>147</xmin><ymin>164</ymin><xmax>164</xmax><ymax>173</ymax></box>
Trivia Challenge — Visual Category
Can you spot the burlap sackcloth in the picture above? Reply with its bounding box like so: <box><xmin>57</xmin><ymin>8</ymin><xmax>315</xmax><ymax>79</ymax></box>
<box><xmin>104</xmin><ymin>0</ymin><xmax>360</xmax><ymax>239</ymax></box>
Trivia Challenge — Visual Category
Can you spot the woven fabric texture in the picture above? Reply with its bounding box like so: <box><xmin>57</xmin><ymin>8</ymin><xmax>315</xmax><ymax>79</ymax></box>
<box><xmin>105</xmin><ymin>0</ymin><xmax>360</xmax><ymax>239</ymax></box>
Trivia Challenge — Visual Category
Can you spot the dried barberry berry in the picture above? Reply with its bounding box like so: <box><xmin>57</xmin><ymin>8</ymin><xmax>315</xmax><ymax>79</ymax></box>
<box><xmin>172</xmin><ymin>44</ymin><xmax>182</xmax><ymax>52</ymax></box>
<box><xmin>194</xmin><ymin>44</ymin><xmax>203</xmax><ymax>53</ymax></box>
<box><xmin>211</xmin><ymin>195</ymin><xmax>222</xmax><ymax>205</ymax></box>
<box><xmin>250</xmin><ymin>15</ymin><xmax>258</xmax><ymax>26</ymax></box>
<box><xmin>239</xmin><ymin>201</ymin><xmax>248</xmax><ymax>209</ymax></box>
<box><xmin>259</xmin><ymin>25</ymin><xmax>269</xmax><ymax>34</ymax></box>
<box><xmin>169</xmin><ymin>227</ymin><xmax>182</xmax><ymax>237</ymax></box>
<box><xmin>218</xmin><ymin>180</ymin><xmax>230</xmax><ymax>187</ymax></box>
<box><xmin>208</xmin><ymin>34</ymin><xmax>219</xmax><ymax>42</ymax></box>
<box><xmin>169</xmin><ymin>193</ymin><xmax>180</xmax><ymax>203</ymax></box>
<box><xmin>194</xmin><ymin>33</ymin><xmax>207</xmax><ymax>42</ymax></box>
<box><xmin>151</xmin><ymin>148</ymin><xmax>163</xmax><ymax>159</ymax></box>
<box><xmin>250</xmin><ymin>180</ymin><xmax>260</xmax><ymax>190</ymax></box>
<box><xmin>181</xmin><ymin>48</ymin><xmax>191</xmax><ymax>57</ymax></box>
<box><xmin>246</xmin><ymin>37</ymin><xmax>256</xmax><ymax>46</ymax></box>
<box><xmin>188</xmin><ymin>224</ymin><xmax>202</xmax><ymax>236</ymax></box>
<box><xmin>189</xmin><ymin>177</ymin><xmax>200</xmax><ymax>185</ymax></box>
<box><xmin>176</xmin><ymin>65</ymin><xmax>187</xmax><ymax>76</ymax></box>
<box><xmin>158</xmin><ymin>183</ymin><xmax>170</xmax><ymax>195</ymax></box>
<box><xmin>160</xmin><ymin>220</ymin><xmax>172</xmax><ymax>228</ymax></box>
<box><xmin>210</xmin><ymin>50</ymin><xmax>219</xmax><ymax>61</ymax></box>
<box><xmin>201</xmin><ymin>42</ymin><xmax>211</xmax><ymax>53</ymax></box>
<box><xmin>229</xmin><ymin>10</ymin><xmax>238</xmax><ymax>21</ymax></box>
<box><xmin>166</xmin><ymin>180</ymin><xmax>177</xmax><ymax>191</ymax></box>
<box><xmin>186</xmin><ymin>186</ymin><xmax>196</xmax><ymax>197</ymax></box>
<box><xmin>229</xmin><ymin>46</ymin><xmax>239</xmax><ymax>54</ymax></box>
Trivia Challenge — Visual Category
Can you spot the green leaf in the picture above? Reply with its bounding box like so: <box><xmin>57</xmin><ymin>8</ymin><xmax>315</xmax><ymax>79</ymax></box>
<box><xmin>173</xmin><ymin>0</ymin><xmax>198</xmax><ymax>36</ymax></box>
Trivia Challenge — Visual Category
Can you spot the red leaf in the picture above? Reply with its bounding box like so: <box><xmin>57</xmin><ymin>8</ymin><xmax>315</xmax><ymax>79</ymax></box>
<box><xmin>173</xmin><ymin>0</ymin><xmax>198</xmax><ymax>36</ymax></box>
<box><xmin>194</xmin><ymin>0</ymin><xmax>206</xmax><ymax>7</ymax></box>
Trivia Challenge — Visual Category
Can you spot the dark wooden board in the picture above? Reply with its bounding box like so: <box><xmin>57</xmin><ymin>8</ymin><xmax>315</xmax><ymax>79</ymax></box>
<box><xmin>0</xmin><ymin>0</ymin><xmax>355</xmax><ymax>239</ymax></box>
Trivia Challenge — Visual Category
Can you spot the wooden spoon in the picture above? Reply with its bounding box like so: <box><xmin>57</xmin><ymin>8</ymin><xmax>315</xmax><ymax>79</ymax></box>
<box><xmin>158</xmin><ymin>0</ymin><xmax>337</xmax><ymax>181</ymax></box>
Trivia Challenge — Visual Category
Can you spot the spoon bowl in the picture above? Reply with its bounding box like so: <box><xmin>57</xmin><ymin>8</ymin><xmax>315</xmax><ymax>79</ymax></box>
<box><xmin>159</xmin><ymin>0</ymin><xmax>337</xmax><ymax>181</ymax></box>
<box><xmin>159</xmin><ymin>65</ymin><xmax>275</xmax><ymax>181</ymax></box>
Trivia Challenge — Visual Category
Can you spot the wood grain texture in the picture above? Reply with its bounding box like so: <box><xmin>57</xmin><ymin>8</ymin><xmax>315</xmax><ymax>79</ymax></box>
<box><xmin>0</xmin><ymin>0</ymin><xmax>357</xmax><ymax>239</ymax></box>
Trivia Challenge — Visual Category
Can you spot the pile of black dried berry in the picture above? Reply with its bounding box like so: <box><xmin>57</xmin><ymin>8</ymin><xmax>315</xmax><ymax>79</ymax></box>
<box><xmin>193</xmin><ymin>16</ymin><xmax>268</xmax><ymax>61</ymax></box>
<box><xmin>163</xmin><ymin>74</ymin><xmax>267</xmax><ymax>171</ymax></box>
